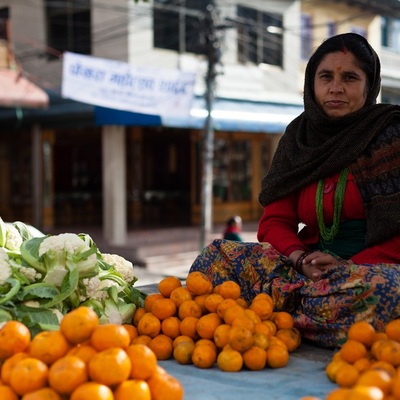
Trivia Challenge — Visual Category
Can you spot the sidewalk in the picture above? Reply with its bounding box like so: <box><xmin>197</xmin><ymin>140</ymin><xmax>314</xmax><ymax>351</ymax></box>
<box><xmin>48</xmin><ymin>221</ymin><xmax>259</xmax><ymax>286</ymax></box>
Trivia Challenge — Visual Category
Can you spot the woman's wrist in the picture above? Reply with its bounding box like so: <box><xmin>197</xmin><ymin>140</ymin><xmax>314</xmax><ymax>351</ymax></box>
<box><xmin>293</xmin><ymin>251</ymin><xmax>313</xmax><ymax>274</ymax></box>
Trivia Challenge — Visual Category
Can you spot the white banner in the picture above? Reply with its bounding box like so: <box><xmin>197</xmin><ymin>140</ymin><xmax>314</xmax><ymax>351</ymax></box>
<box><xmin>62</xmin><ymin>52</ymin><xmax>196</xmax><ymax>118</ymax></box>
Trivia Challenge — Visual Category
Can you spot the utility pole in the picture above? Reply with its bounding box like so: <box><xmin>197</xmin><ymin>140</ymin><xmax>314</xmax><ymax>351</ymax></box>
<box><xmin>199</xmin><ymin>4</ymin><xmax>222</xmax><ymax>250</ymax></box>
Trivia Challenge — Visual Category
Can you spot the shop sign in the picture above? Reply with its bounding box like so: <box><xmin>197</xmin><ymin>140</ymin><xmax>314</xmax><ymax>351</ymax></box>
<box><xmin>62</xmin><ymin>52</ymin><xmax>196</xmax><ymax>118</ymax></box>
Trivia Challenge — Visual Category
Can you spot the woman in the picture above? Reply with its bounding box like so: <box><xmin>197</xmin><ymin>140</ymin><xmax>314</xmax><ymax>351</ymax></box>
<box><xmin>223</xmin><ymin>215</ymin><xmax>243</xmax><ymax>242</ymax></box>
<box><xmin>189</xmin><ymin>33</ymin><xmax>400</xmax><ymax>348</ymax></box>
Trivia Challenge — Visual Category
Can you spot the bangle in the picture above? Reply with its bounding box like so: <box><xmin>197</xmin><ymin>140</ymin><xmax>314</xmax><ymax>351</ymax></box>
<box><xmin>294</xmin><ymin>251</ymin><xmax>312</xmax><ymax>274</ymax></box>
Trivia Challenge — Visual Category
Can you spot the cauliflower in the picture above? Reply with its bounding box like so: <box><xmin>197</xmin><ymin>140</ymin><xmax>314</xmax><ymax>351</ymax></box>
<box><xmin>101</xmin><ymin>253</ymin><xmax>136</xmax><ymax>283</ymax></box>
<box><xmin>80</xmin><ymin>276</ymin><xmax>119</xmax><ymax>302</ymax></box>
<box><xmin>0</xmin><ymin>248</ymin><xmax>12</xmax><ymax>284</ymax></box>
<box><xmin>4</xmin><ymin>224</ymin><xmax>23</xmax><ymax>251</ymax></box>
<box><xmin>19</xmin><ymin>266</ymin><xmax>42</xmax><ymax>283</ymax></box>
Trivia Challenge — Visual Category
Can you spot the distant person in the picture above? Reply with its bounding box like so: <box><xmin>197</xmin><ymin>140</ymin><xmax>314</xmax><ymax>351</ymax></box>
<box><xmin>223</xmin><ymin>216</ymin><xmax>243</xmax><ymax>241</ymax></box>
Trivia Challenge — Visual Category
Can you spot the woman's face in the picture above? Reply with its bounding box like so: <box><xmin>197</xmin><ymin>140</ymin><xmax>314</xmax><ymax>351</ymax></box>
<box><xmin>313</xmin><ymin>51</ymin><xmax>368</xmax><ymax>117</ymax></box>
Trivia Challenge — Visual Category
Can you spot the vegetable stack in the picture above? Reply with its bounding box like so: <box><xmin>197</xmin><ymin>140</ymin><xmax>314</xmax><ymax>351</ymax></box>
<box><xmin>0</xmin><ymin>217</ymin><xmax>145</xmax><ymax>335</ymax></box>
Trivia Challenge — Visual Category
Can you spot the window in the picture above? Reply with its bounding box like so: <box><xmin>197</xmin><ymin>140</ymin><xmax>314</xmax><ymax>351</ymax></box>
<box><xmin>153</xmin><ymin>0</ymin><xmax>215</xmax><ymax>54</ymax></box>
<box><xmin>46</xmin><ymin>0</ymin><xmax>91</xmax><ymax>59</ymax></box>
<box><xmin>300</xmin><ymin>14</ymin><xmax>312</xmax><ymax>60</ymax></box>
<box><xmin>0</xmin><ymin>8</ymin><xmax>9</xmax><ymax>41</ymax></box>
<box><xmin>381</xmin><ymin>17</ymin><xmax>400</xmax><ymax>52</ymax></box>
<box><xmin>237</xmin><ymin>5</ymin><xmax>283</xmax><ymax>67</ymax></box>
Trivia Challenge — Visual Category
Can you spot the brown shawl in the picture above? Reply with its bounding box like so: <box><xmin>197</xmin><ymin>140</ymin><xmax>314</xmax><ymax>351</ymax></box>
<box><xmin>258</xmin><ymin>33</ymin><xmax>400</xmax><ymax>246</ymax></box>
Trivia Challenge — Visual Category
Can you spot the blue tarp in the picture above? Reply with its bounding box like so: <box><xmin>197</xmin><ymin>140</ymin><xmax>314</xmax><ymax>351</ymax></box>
<box><xmin>159</xmin><ymin>343</ymin><xmax>337</xmax><ymax>399</ymax></box>
<box><xmin>94</xmin><ymin>97</ymin><xmax>304</xmax><ymax>133</ymax></box>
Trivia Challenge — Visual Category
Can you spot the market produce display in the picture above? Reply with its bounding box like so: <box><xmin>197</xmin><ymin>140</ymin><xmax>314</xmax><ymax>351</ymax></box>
<box><xmin>131</xmin><ymin>271</ymin><xmax>302</xmax><ymax>372</ymax></box>
<box><xmin>0</xmin><ymin>218</ymin><xmax>146</xmax><ymax>335</ymax></box>
<box><xmin>0</xmin><ymin>306</ymin><xmax>184</xmax><ymax>400</ymax></box>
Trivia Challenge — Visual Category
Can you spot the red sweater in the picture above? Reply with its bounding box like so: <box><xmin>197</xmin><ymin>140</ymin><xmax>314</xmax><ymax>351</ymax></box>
<box><xmin>257</xmin><ymin>171</ymin><xmax>400</xmax><ymax>264</ymax></box>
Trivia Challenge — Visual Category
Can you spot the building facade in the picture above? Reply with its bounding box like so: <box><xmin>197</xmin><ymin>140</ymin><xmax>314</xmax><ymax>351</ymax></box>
<box><xmin>1</xmin><ymin>0</ymin><xmax>399</xmax><ymax>244</ymax></box>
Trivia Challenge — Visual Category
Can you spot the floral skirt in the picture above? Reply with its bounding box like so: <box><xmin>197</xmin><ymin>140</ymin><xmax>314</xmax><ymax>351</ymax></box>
<box><xmin>189</xmin><ymin>239</ymin><xmax>400</xmax><ymax>348</ymax></box>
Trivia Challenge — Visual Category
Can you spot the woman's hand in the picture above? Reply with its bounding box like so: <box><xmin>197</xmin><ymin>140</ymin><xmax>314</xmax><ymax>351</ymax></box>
<box><xmin>302</xmin><ymin>251</ymin><xmax>348</xmax><ymax>281</ymax></box>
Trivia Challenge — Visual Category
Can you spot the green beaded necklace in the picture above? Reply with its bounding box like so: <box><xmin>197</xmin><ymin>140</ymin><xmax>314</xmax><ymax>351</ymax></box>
<box><xmin>315</xmin><ymin>168</ymin><xmax>349</xmax><ymax>243</ymax></box>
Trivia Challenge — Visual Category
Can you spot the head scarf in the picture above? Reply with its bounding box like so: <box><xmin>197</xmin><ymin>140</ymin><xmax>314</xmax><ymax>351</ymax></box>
<box><xmin>258</xmin><ymin>33</ymin><xmax>400</xmax><ymax>245</ymax></box>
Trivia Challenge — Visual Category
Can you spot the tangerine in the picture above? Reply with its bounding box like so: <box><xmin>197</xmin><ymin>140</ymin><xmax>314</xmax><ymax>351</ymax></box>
<box><xmin>158</xmin><ymin>276</ymin><xmax>182</xmax><ymax>298</ymax></box>
<box><xmin>90</xmin><ymin>323</ymin><xmax>131</xmax><ymax>350</ymax></box>
<box><xmin>147</xmin><ymin>366</ymin><xmax>184</xmax><ymax>400</ymax></box>
<box><xmin>70</xmin><ymin>382</ymin><xmax>114</xmax><ymax>400</ymax></box>
<box><xmin>242</xmin><ymin>346</ymin><xmax>267</xmax><ymax>371</ymax></box>
<box><xmin>114</xmin><ymin>380</ymin><xmax>151</xmax><ymax>400</ymax></box>
<box><xmin>0</xmin><ymin>321</ymin><xmax>31</xmax><ymax>360</ymax></box>
<box><xmin>125</xmin><ymin>343</ymin><xmax>158</xmax><ymax>380</ymax></box>
<box><xmin>148</xmin><ymin>334</ymin><xmax>174</xmax><ymax>360</ymax></box>
<box><xmin>29</xmin><ymin>330</ymin><xmax>70</xmax><ymax>365</ymax></box>
<box><xmin>185</xmin><ymin>271</ymin><xmax>213</xmax><ymax>296</ymax></box>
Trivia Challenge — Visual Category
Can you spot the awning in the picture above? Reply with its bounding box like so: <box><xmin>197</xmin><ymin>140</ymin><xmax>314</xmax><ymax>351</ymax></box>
<box><xmin>94</xmin><ymin>97</ymin><xmax>304</xmax><ymax>134</ymax></box>
<box><xmin>0</xmin><ymin>69</ymin><xmax>49</xmax><ymax>108</ymax></box>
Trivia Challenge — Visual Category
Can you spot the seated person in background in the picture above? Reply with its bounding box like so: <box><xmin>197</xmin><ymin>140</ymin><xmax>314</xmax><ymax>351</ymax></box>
<box><xmin>223</xmin><ymin>216</ymin><xmax>243</xmax><ymax>241</ymax></box>
<box><xmin>189</xmin><ymin>32</ymin><xmax>400</xmax><ymax>349</ymax></box>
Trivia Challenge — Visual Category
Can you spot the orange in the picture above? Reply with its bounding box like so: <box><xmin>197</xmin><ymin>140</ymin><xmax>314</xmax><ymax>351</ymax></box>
<box><xmin>151</xmin><ymin>298</ymin><xmax>177</xmax><ymax>320</ymax></box>
<box><xmin>386</xmin><ymin>319</ymin><xmax>400</xmax><ymax>342</ymax></box>
<box><xmin>347</xmin><ymin>321</ymin><xmax>376</xmax><ymax>347</ymax></box>
<box><xmin>266</xmin><ymin>345</ymin><xmax>289</xmax><ymax>368</ymax></box>
<box><xmin>326</xmin><ymin>358</ymin><xmax>349</xmax><ymax>383</ymax></box>
<box><xmin>357</xmin><ymin>369</ymin><xmax>392</xmax><ymax>395</ymax></box>
<box><xmin>375</xmin><ymin>339</ymin><xmax>400</xmax><ymax>366</ymax></box>
<box><xmin>346</xmin><ymin>385</ymin><xmax>384</xmax><ymax>400</ymax></box>
<box><xmin>231</xmin><ymin>315</ymin><xmax>255</xmax><ymax>333</ymax></box>
<box><xmin>149</xmin><ymin>334</ymin><xmax>174</xmax><ymax>360</ymax></box>
<box><xmin>213</xmin><ymin>324</ymin><xmax>232</xmax><ymax>349</ymax></box>
<box><xmin>252</xmin><ymin>332</ymin><xmax>270</xmax><ymax>350</ymax></box>
<box><xmin>185</xmin><ymin>271</ymin><xmax>213</xmax><ymax>296</ymax></box>
<box><xmin>90</xmin><ymin>323</ymin><xmax>131</xmax><ymax>350</ymax></box>
<box><xmin>48</xmin><ymin>355</ymin><xmax>88</xmax><ymax>395</ymax></box>
<box><xmin>144</xmin><ymin>293</ymin><xmax>165</xmax><ymax>313</ymax></box>
<box><xmin>67</xmin><ymin>343</ymin><xmax>98</xmax><ymax>364</ymax></box>
<box><xmin>21</xmin><ymin>387</ymin><xmax>61</xmax><ymax>400</ymax></box>
<box><xmin>216</xmin><ymin>298</ymin><xmax>237</xmax><ymax>320</ymax></box>
<box><xmin>195</xmin><ymin>339</ymin><xmax>217</xmax><ymax>352</ymax></box>
<box><xmin>1</xmin><ymin>352</ymin><xmax>30</xmax><ymax>384</ymax></box>
<box><xmin>147</xmin><ymin>365</ymin><xmax>184</xmax><ymax>400</ymax></box>
<box><xmin>60</xmin><ymin>306</ymin><xmax>99</xmax><ymax>344</ymax></box>
<box><xmin>131</xmin><ymin>335</ymin><xmax>152</xmax><ymax>346</ymax></box>
<box><xmin>236</xmin><ymin>298</ymin><xmax>248</xmax><ymax>308</ymax></box>
<box><xmin>169</xmin><ymin>287</ymin><xmax>193</xmax><ymax>308</ymax></box>
<box><xmin>334</xmin><ymin>362</ymin><xmax>360</xmax><ymax>388</ymax></box>
<box><xmin>272</xmin><ymin>311</ymin><xmax>294</xmax><ymax>330</ymax></box>
<box><xmin>325</xmin><ymin>388</ymin><xmax>351</xmax><ymax>400</ymax></box>
<box><xmin>217</xmin><ymin>348</ymin><xmax>243</xmax><ymax>372</ymax></box>
<box><xmin>173</xmin><ymin>341</ymin><xmax>195</xmax><ymax>365</ymax></box>
<box><xmin>125</xmin><ymin>343</ymin><xmax>158</xmax><ymax>380</ymax></box>
<box><xmin>253</xmin><ymin>292</ymin><xmax>274</xmax><ymax>305</ymax></box>
<box><xmin>269</xmin><ymin>335</ymin><xmax>288</xmax><ymax>349</ymax></box>
<box><xmin>191</xmin><ymin>344</ymin><xmax>217</xmax><ymax>369</ymax></box>
<box><xmin>204</xmin><ymin>293</ymin><xmax>224</xmax><ymax>313</ymax></box>
<box><xmin>254</xmin><ymin>322</ymin><xmax>272</xmax><ymax>337</ymax></box>
<box><xmin>339</xmin><ymin>339</ymin><xmax>368</xmax><ymax>364</ymax></box>
<box><xmin>223</xmin><ymin>304</ymin><xmax>245</xmax><ymax>325</ymax></box>
<box><xmin>262</xmin><ymin>320</ymin><xmax>277</xmax><ymax>336</ymax></box>
<box><xmin>229</xmin><ymin>325</ymin><xmax>254</xmax><ymax>353</ymax></box>
<box><xmin>242</xmin><ymin>346</ymin><xmax>267</xmax><ymax>370</ymax></box>
<box><xmin>193</xmin><ymin>294</ymin><xmax>208</xmax><ymax>315</ymax></box>
<box><xmin>178</xmin><ymin>300</ymin><xmax>202</xmax><ymax>320</ymax></box>
<box><xmin>196</xmin><ymin>313</ymin><xmax>222</xmax><ymax>339</ymax></box>
<box><xmin>369</xmin><ymin>360</ymin><xmax>396</xmax><ymax>377</ymax></box>
<box><xmin>0</xmin><ymin>385</ymin><xmax>18</xmax><ymax>400</ymax></box>
<box><xmin>9</xmin><ymin>357</ymin><xmax>49</xmax><ymax>396</ymax></box>
<box><xmin>114</xmin><ymin>380</ymin><xmax>151</xmax><ymax>400</ymax></box>
<box><xmin>88</xmin><ymin>347</ymin><xmax>131</xmax><ymax>386</ymax></box>
<box><xmin>275</xmin><ymin>327</ymin><xmax>301</xmax><ymax>352</ymax></box>
<box><xmin>243</xmin><ymin>309</ymin><xmax>261</xmax><ymax>324</ymax></box>
<box><xmin>248</xmin><ymin>298</ymin><xmax>273</xmax><ymax>321</ymax></box>
<box><xmin>132</xmin><ymin>307</ymin><xmax>146</xmax><ymax>326</ymax></box>
<box><xmin>29</xmin><ymin>330</ymin><xmax>69</xmax><ymax>365</ymax></box>
<box><xmin>180</xmin><ymin>316</ymin><xmax>200</xmax><ymax>340</ymax></box>
<box><xmin>353</xmin><ymin>357</ymin><xmax>372</xmax><ymax>373</ymax></box>
<box><xmin>173</xmin><ymin>335</ymin><xmax>194</xmax><ymax>348</ymax></box>
<box><xmin>123</xmin><ymin>324</ymin><xmax>138</xmax><ymax>343</ymax></box>
<box><xmin>161</xmin><ymin>316</ymin><xmax>181</xmax><ymax>339</ymax></box>
<box><xmin>137</xmin><ymin>313</ymin><xmax>162</xmax><ymax>338</ymax></box>
<box><xmin>218</xmin><ymin>280</ymin><xmax>241</xmax><ymax>300</ymax></box>
<box><xmin>391</xmin><ymin>373</ymin><xmax>400</xmax><ymax>398</ymax></box>
<box><xmin>70</xmin><ymin>382</ymin><xmax>114</xmax><ymax>400</ymax></box>
<box><xmin>158</xmin><ymin>276</ymin><xmax>182</xmax><ymax>298</ymax></box>
<box><xmin>0</xmin><ymin>320</ymin><xmax>31</xmax><ymax>360</ymax></box>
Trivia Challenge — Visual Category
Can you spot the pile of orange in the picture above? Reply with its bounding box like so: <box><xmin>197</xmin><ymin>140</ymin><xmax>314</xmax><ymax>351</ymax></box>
<box><xmin>321</xmin><ymin>319</ymin><xmax>400</xmax><ymax>400</ymax></box>
<box><xmin>131</xmin><ymin>271</ymin><xmax>301</xmax><ymax>373</ymax></box>
<box><xmin>0</xmin><ymin>306</ymin><xmax>184</xmax><ymax>400</ymax></box>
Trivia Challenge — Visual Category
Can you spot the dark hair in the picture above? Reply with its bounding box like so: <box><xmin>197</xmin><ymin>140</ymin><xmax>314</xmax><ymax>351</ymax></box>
<box><xmin>226</xmin><ymin>215</ymin><xmax>242</xmax><ymax>226</ymax></box>
<box><xmin>305</xmin><ymin>33</ymin><xmax>380</xmax><ymax>106</ymax></box>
